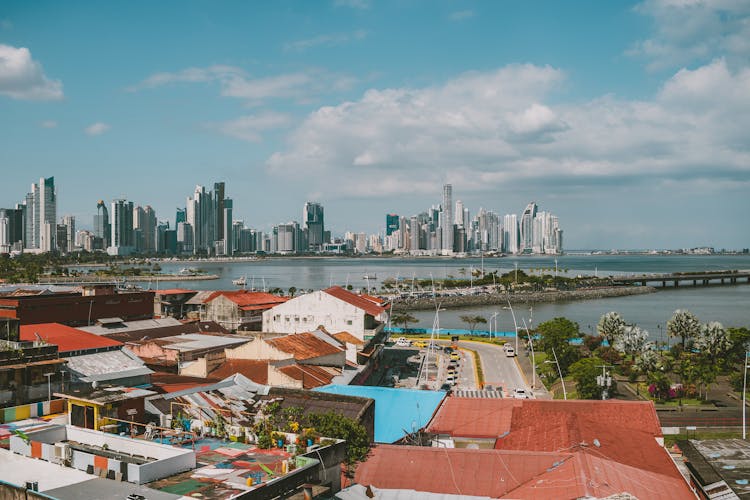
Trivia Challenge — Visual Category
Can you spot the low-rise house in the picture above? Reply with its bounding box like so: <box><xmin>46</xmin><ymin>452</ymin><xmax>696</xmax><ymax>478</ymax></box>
<box><xmin>20</xmin><ymin>323</ymin><xmax>152</xmax><ymax>388</ymax></box>
<box><xmin>152</xmin><ymin>289</ymin><xmax>198</xmax><ymax>319</ymax></box>
<box><xmin>124</xmin><ymin>332</ymin><xmax>250</xmax><ymax>373</ymax></box>
<box><xmin>341</xmin><ymin>398</ymin><xmax>694</xmax><ymax>499</ymax></box>
<box><xmin>679</xmin><ymin>438</ymin><xmax>750</xmax><ymax>499</ymax></box>
<box><xmin>262</xmin><ymin>286</ymin><xmax>389</xmax><ymax>342</ymax></box>
<box><xmin>199</xmin><ymin>290</ymin><xmax>288</xmax><ymax>331</ymax></box>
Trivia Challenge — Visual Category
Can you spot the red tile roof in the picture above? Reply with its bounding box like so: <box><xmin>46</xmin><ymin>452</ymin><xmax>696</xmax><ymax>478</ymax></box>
<box><xmin>20</xmin><ymin>323</ymin><xmax>122</xmax><ymax>353</ymax></box>
<box><xmin>277</xmin><ymin>364</ymin><xmax>338</xmax><ymax>389</ymax></box>
<box><xmin>209</xmin><ymin>359</ymin><xmax>270</xmax><ymax>385</ymax></box>
<box><xmin>323</xmin><ymin>286</ymin><xmax>386</xmax><ymax>317</ymax></box>
<box><xmin>205</xmin><ymin>290</ymin><xmax>288</xmax><ymax>308</ymax></box>
<box><xmin>355</xmin><ymin>444</ymin><xmax>693</xmax><ymax>499</ymax></box>
<box><xmin>267</xmin><ymin>332</ymin><xmax>344</xmax><ymax>360</ymax></box>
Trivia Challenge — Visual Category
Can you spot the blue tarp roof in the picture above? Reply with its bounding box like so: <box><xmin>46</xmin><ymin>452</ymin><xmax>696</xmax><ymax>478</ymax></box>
<box><xmin>314</xmin><ymin>385</ymin><xmax>446</xmax><ymax>444</ymax></box>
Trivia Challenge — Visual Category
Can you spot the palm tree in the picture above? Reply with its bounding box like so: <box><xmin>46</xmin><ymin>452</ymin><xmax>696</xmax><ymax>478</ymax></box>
<box><xmin>667</xmin><ymin>310</ymin><xmax>701</xmax><ymax>349</ymax></box>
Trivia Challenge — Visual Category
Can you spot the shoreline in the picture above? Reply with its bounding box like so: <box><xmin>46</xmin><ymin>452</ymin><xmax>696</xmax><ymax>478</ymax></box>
<box><xmin>37</xmin><ymin>274</ymin><xmax>220</xmax><ymax>283</ymax></box>
<box><xmin>394</xmin><ymin>286</ymin><xmax>658</xmax><ymax>311</ymax></box>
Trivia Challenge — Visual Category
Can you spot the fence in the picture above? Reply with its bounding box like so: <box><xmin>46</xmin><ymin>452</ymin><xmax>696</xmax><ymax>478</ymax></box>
<box><xmin>0</xmin><ymin>399</ymin><xmax>66</xmax><ymax>424</ymax></box>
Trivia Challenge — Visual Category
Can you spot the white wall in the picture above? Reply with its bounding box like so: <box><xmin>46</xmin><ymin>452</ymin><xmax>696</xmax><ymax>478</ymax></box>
<box><xmin>65</xmin><ymin>426</ymin><xmax>190</xmax><ymax>460</ymax></box>
<box><xmin>262</xmin><ymin>291</ymin><xmax>366</xmax><ymax>340</ymax></box>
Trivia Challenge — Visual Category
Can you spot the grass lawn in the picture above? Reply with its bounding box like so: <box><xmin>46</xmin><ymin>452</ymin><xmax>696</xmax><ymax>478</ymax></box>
<box><xmin>661</xmin><ymin>398</ymin><xmax>714</xmax><ymax>407</ymax></box>
<box><xmin>664</xmin><ymin>429</ymin><xmax>742</xmax><ymax>448</ymax></box>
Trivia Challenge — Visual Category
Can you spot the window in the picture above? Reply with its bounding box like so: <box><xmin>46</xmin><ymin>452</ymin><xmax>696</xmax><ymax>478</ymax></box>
<box><xmin>347</xmin><ymin>320</ymin><xmax>353</xmax><ymax>326</ymax></box>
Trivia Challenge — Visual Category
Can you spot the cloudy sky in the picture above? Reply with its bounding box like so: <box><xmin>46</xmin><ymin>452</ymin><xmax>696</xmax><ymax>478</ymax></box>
<box><xmin>1</xmin><ymin>0</ymin><xmax>748</xmax><ymax>249</ymax></box>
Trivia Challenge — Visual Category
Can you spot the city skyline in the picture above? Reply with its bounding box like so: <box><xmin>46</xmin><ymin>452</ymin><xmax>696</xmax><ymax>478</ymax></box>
<box><xmin>1</xmin><ymin>1</ymin><xmax>748</xmax><ymax>248</ymax></box>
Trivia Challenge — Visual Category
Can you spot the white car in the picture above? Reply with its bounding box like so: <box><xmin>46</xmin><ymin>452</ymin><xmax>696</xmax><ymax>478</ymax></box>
<box><xmin>512</xmin><ymin>388</ymin><xmax>530</xmax><ymax>399</ymax></box>
<box><xmin>395</xmin><ymin>337</ymin><xmax>412</xmax><ymax>347</ymax></box>
<box><xmin>504</xmin><ymin>344</ymin><xmax>516</xmax><ymax>357</ymax></box>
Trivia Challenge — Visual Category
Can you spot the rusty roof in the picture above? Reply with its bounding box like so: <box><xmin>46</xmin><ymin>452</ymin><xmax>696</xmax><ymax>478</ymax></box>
<box><xmin>267</xmin><ymin>331</ymin><xmax>344</xmax><ymax>360</ymax></box>
<box><xmin>277</xmin><ymin>364</ymin><xmax>339</xmax><ymax>389</ymax></box>
<box><xmin>333</xmin><ymin>331</ymin><xmax>364</xmax><ymax>345</ymax></box>
<box><xmin>209</xmin><ymin>359</ymin><xmax>270</xmax><ymax>385</ymax></box>
<box><xmin>323</xmin><ymin>286</ymin><xmax>386</xmax><ymax>317</ymax></box>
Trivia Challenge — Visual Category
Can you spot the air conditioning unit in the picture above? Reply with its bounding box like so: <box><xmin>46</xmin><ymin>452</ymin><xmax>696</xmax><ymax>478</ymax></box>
<box><xmin>25</xmin><ymin>481</ymin><xmax>39</xmax><ymax>491</ymax></box>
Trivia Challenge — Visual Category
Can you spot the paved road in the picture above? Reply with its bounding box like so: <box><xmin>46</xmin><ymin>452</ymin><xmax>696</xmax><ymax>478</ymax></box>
<box><xmin>456</xmin><ymin>341</ymin><xmax>532</xmax><ymax>397</ymax></box>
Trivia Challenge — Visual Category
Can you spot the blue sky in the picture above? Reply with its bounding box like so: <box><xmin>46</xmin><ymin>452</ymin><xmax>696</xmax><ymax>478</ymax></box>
<box><xmin>1</xmin><ymin>0</ymin><xmax>748</xmax><ymax>249</ymax></box>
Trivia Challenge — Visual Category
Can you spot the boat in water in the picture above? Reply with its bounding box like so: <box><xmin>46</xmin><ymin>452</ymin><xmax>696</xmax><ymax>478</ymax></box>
<box><xmin>362</xmin><ymin>273</ymin><xmax>378</xmax><ymax>280</ymax></box>
<box><xmin>232</xmin><ymin>276</ymin><xmax>247</xmax><ymax>287</ymax></box>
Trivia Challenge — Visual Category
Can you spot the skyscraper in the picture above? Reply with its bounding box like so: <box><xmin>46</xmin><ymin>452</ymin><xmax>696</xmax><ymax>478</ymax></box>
<box><xmin>213</xmin><ymin>182</ymin><xmax>225</xmax><ymax>242</ymax></box>
<box><xmin>187</xmin><ymin>185</ymin><xmax>214</xmax><ymax>254</ymax></box>
<box><xmin>520</xmin><ymin>202</ymin><xmax>538</xmax><ymax>254</ymax></box>
<box><xmin>108</xmin><ymin>199</ymin><xmax>134</xmax><ymax>255</ymax></box>
<box><xmin>61</xmin><ymin>215</ymin><xmax>75</xmax><ymax>253</ymax></box>
<box><xmin>441</xmin><ymin>184</ymin><xmax>453</xmax><ymax>254</ymax></box>
<box><xmin>94</xmin><ymin>200</ymin><xmax>110</xmax><ymax>248</ymax></box>
<box><xmin>503</xmin><ymin>214</ymin><xmax>519</xmax><ymax>254</ymax></box>
<box><xmin>23</xmin><ymin>177</ymin><xmax>56</xmax><ymax>252</ymax></box>
<box><xmin>134</xmin><ymin>205</ymin><xmax>157</xmax><ymax>253</ymax></box>
<box><xmin>303</xmin><ymin>202</ymin><xmax>325</xmax><ymax>251</ymax></box>
<box><xmin>386</xmin><ymin>214</ymin><xmax>399</xmax><ymax>236</ymax></box>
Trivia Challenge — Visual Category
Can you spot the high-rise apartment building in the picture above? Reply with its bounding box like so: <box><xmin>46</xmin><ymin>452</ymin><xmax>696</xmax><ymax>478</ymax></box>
<box><xmin>134</xmin><ymin>205</ymin><xmax>157</xmax><ymax>253</ymax></box>
<box><xmin>303</xmin><ymin>202</ymin><xmax>325</xmax><ymax>251</ymax></box>
<box><xmin>386</xmin><ymin>214</ymin><xmax>399</xmax><ymax>236</ymax></box>
<box><xmin>503</xmin><ymin>214</ymin><xmax>519</xmax><ymax>254</ymax></box>
<box><xmin>61</xmin><ymin>215</ymin><xmax>75</xmax><ymax>253</ymax></box>
<box><xmin>22</xmin><ymin>177</ymin><xmax>56</xmax><ymax>252</ymax></box>
<box><xmin>108</xmin><ymin>199</ymin><xmax>134</xmax><ymax>256</ymax></box>
<box><xmin>0</xmin><ymin>207</ymin><xmax>24</xmax><ymax>253</ymax></box>
<box><xmin>441</xmin><ymin>184</ymin><xmax>453</xmax><ymax>254</ymax></box>
<box><xmin>520</xmin><ymin>202</ymin><xmax>538</xmax><ymax>254</ymax></box>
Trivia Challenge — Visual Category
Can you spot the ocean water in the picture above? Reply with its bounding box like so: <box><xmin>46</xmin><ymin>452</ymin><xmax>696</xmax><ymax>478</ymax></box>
<box><xmin>144</xmin><ymin>254</ymin><xmax>750</xmax><ymax>333</ymax></box>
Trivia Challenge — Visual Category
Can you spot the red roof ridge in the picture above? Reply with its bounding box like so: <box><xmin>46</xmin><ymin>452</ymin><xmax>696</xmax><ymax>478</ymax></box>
<box><xmin>20</xmin><ymin>323</ymin><xmax>122</xmax><ymax>353</ymax></box>
<box><xmin>323</xmin><ymin>286</ymin><xmax>386</xmax><ymax>317</ymax></box>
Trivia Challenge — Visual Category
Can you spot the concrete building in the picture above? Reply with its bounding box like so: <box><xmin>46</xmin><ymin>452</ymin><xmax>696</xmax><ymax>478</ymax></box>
<box><xmin>262</xmin><ymin>286</ymin><xmax>388</xmax><ymax>342</ymax></box>
<box><xmin>23</xmin><ymin>176</ymin><xmax>56</xmax><ymax>252</ymax></box>
<box><xmin>199</xmin><ymin>290</ymin><xmax>288</xmax><ymax>331</ymax></box>
<box><xmin>441</xmin><ymin>184</ymin><xmax>453</xmax><ymax>255</ymax></box>
<box><xmin>304</xmin><ymin>201</ymin><xmax>325</xmax><ymax>252</ymax></box>
<box><xmin>108</xmin><ymin>199</ymin><xmax>134</xmax><ymax>256</ymax></box>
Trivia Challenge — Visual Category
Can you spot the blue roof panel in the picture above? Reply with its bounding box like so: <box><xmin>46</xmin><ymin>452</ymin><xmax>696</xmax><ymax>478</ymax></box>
<box><xmin>314</xmin><ymin>385</ymin><xmax>446</xmax><ymax>443</ymax></box>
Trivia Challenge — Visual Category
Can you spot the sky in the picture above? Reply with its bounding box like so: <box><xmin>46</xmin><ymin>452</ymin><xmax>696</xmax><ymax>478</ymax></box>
<box><xmin>0</xmin><ymin>0</ymin><xmax>748</xmax><ymax>250</ymax></box>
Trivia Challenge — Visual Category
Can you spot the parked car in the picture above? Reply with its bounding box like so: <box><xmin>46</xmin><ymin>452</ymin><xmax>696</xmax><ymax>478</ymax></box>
<box><xmin>395</xmin><ymin>337</ymin><xmax>412</xmax><ymax>347</ymax></box>
<box><xmin>450</xmin><ymin>352</ymin><xmax>461</xmax><ymax>361</ymax></box>
<box><xmin>428</xmin><ymin>342</ymin><xmax>443</xmax><ymax>351</ymax></box>
<box><xmin>446</xmin><ymin>375</ymin><xmax>458</xmax><ymax>385</ymax></box>
<box><xmin>412</xmin><ymin>340</ymin><xmax>428</xmax><ymax>348</ymax></box>
<box><xmin>443</xmin><ymin>346</ymin><xmax>454</xmax><ymax>354</ymax></box>
<box><xmin>513</xmin><ymin>388</ymin><xmax>530</xmax><ymax>399</ymax></box>
<box><xmin>440</xmin><ymin>383</ymin><xmax>453</xmax><ymax>391</ymax></box>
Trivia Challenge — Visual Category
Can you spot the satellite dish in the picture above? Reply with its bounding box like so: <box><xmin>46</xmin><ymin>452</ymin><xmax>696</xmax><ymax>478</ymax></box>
<box><xmin>593</xmin><ymin>438</ymin><xmax>601</xmax><ymax>447</ymax></box>
<box><xmin>92</xmin><ymin>381</ymin><xmax>99</xmax><ymax>389</ymax></box>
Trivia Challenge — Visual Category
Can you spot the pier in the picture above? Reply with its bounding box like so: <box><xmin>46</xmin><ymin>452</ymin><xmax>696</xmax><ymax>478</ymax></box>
<box><xmin>611</xmin><ymin>270</ymin><xmax>750</xmax><ymax>288</ymax></box>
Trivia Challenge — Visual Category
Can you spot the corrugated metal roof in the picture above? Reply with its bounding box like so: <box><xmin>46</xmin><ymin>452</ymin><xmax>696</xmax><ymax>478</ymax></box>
<box><xmin>20</xmin><ymin>323</ymin><xmax>122</xmax><ymax>353</ymax></box>
<box><xmin>267</xmin><ymin>331</ymin><xmax>344</xmax><ymax>360</ymax></box>
<box><xmin>354</xmin><ymin>445</ymin><xmax>693</xmax><ymax>499</ymax></box>
<box><xmin>134</xmin><ymin>333</ymin><xmax>248</xmax><ymax>352</ymax></box>
<box><xmin>278</xmin><ymin>364</ymin><xmax>339</xmax><ymax>389</ymax></box>
<box><xmin>78</xmin><ymin>317</ymin><xmax>182</xmax><ymax>336</ymax></box>
<box><xmin>64</xmin><ymin>348</ymin><xmax>153</xmax><ymax>381</ymax></box>
<box><xmin>209</xmin><ymin>359</ymin><xmax>269</xmax><ymax>385</ymax></box>
<box><xmin>315</xmin><ymin>385</ymin><xmax>445</xmax><ymax>443</ymax></box>
<box><xmin>333</xmin><ymin>331</ymin><xmax>365</xmax><ymax>345</ymax></box>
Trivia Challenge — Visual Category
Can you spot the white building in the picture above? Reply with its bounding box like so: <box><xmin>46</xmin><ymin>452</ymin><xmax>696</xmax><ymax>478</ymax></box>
<box><xmin>262</xmin><ymin>286</ymin><xmax>389</xmax><ymax>342</ymax></box>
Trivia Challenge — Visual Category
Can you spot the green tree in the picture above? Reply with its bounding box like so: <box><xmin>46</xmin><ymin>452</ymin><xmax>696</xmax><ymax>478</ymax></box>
<box><xmin>667</xmin><ymin>310</ymin><xmax>701</xmax><ymax>350</ymax></box>
<box><xmin>305</xmin><ymin>411</ymin><xmax>370</xmax><ymax>470</ymax></box>
<box><xmin>569</xmin><ymin>357</ymin><xmax>612</xmax><ymax>400</ymax></box>
<box><xmin>613</xmin><ymin>325</ymin><xmax>650</xmax><ymax>361</ymax></box>
<box><xmin>391</xmin><ymin>312</ymin><xmax>418</xmax><ymax>331</ymax></box>
<box><xmin>536</xmin><ymin>317</ymin><xmax>582</xmax><ymax>374</ymax></box>
<box><xmin>288</xmin><ymin>286</ymin><xmax>298</xmax><ymax>298</ymax></box>
<box><xmin>459</xmin><ymin>315</ymin><xmax>487</xmax><ymax>334</ymax></box>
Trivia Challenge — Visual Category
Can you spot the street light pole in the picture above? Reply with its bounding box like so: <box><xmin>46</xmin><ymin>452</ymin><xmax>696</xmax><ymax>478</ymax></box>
<box><xmin>505</xmin><ymin>296</ymin><xmax>520</xmax><ymax>355</ymax></box>
<box><xmin>550</xmin><ymin>347</ymin><xmax>567</xmax><ymax>400</ymax></box>
<box><xmin>522</xmin><ymin>318</ymin><xmax>536</xmax><ymax>389</ymax></box>
<box><xmin>744</xmin><ymin>351</ymin><xmax>749</xmax><ymax>440</ymax></box>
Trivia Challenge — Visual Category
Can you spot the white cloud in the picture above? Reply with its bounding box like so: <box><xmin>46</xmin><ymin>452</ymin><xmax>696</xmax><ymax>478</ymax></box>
<box><xmin>85</xmin><ymin>122</ymin><xmax>110</xmax><ymax>136</ymax></box>
<box><xmin>266</xmin><ymin>62</ymin><xmax>750</xmax><ymax>198</ymax></box>
<box><xmin>213</xmin><ymin>112</ymin><xmax>291</xmax><ymax>142</ymax></box>
<box><xmin>0</xmin><ymin>44</ymin><xmax>63</xmax><ymax>100</ymax></box>
<box><xmin>40</xmin><ymin>120</ymin><xmax>57</xmax><ymax>128</ymax></box>
<box><xmin>131</xmin><ymin>66</ymin><xmax>356</xmax><ymax>104</ymax></box>
<box><xmin>628</xmin><ymin>0</ymin><xmax>750</xmax><ymax>70</ymax></box>
<box><xmin>284</xmin><ymin>30</ymin><xmax>368</xmax><ymax>52</ymax></box>
<box><xmin>449</xmin><ymin>10</ymin><xmax>475</xmax><ymax>21</ymax></box>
